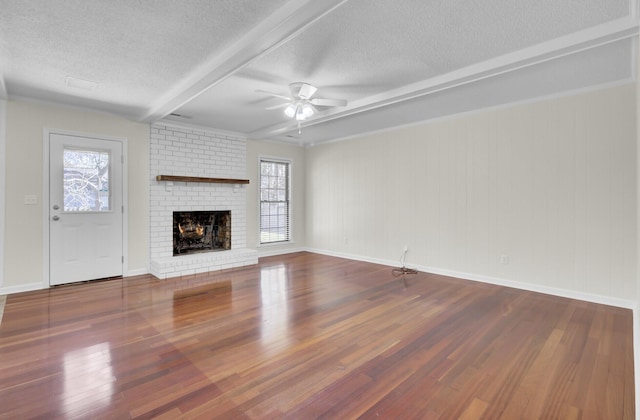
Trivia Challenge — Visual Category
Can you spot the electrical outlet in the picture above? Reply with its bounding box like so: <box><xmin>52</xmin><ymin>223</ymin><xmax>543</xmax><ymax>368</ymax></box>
<box><xmin>500</xmin><ymin>254</ymin><xmax>509</xmax><ymax>265</ymax></box>
<box><xmin>24</xmin><ymin>195</ymin><xmax>38</xmax><ymax>205</ymax></box>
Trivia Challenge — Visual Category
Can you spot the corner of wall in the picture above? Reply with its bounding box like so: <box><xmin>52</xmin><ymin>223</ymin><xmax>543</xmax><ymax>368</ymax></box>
<box><xmin>0</xmin><ymin>99</ymin><xmax>6</xmax><ymax>289</ymax></box>
<box><xmin>634</xmin><ymin>33</ymin><xmax>640</xmax><ymax>418</ymax></box>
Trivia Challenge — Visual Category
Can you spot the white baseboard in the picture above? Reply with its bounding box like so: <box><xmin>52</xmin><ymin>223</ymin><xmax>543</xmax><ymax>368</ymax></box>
<box><xmin>308</xmin><ymin>245</ymin><xmax>640</xmax><ymax>414</ymax></box>
<box><xmin>305</xmin><ymin>247</ymin><xmax>401</xmax><ymax>269</ymax></box>
<box><xmin>125</xmin><ymin>268</ymin><xmax>149</xmax><ymax>277</ymax></box>
<box><xmin>2</xmin><ymin>249</ymin><xmax>635</xmax><ymax>311</ymax></box>
<box><xmin>0</xmin><ymin>282</ymin><xmax>47</xmax><ymax>296</ymax></box>
<box><xmin>635</xmin><ymin>304</ymin><xmax>640</xmax><ymax>419</ymax></box>
<box><xmin>305</xmin><ymin>247</ymin><xmax>636</xmax><ymax>310</ymax></box>
<box><xmin>0</xmin><ymin>269</ymin><xmax>149</xmax><ymax>296</ymax></box>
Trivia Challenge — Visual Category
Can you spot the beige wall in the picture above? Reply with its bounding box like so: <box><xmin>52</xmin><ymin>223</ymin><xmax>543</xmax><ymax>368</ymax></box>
<box><xmin>306</xmin><ymin>84</ymin><xmax>637</xmax><ymax>302</ymax></box>
<box><xmin>246</xmin><ymin>139</ymin><xmax>306</xmax><ymax>254</ymax></box>
<box><xmin>635</xmin><ymin>37</ymin><xmax>640</xmax><ymax>412</ymax></box>
<box><xmin>3</xmin><ymin>99</ymin><xmax>149</xmax><ymax>291</ymax></box>
<box><xmin>2</xmin><ymin>84</ymin><xmax>636</xmax><ymax>304</ymax></box>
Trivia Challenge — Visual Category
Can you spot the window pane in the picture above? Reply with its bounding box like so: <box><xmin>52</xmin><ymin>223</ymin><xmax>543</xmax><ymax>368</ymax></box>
<box><xmin>260</xmin><ymin>160</ymin><xmax>290</xmax><ymax>244</ymax></box>
<box><xmin>63</xmin><ymin>149</ymin><xmax>110</xmax><ymax>212</ymax></box>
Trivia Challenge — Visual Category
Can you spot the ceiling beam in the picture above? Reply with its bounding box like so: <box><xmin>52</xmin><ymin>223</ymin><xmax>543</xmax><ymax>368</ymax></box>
<box><xmin>140</xmin><ymin>0</ymin><xmax>350</xmax><ymax>123</ymax></box>
<box><xmin>251</xmin><ymin>16</ymin><xmax>639</xmax><ymax>140</ymax></box>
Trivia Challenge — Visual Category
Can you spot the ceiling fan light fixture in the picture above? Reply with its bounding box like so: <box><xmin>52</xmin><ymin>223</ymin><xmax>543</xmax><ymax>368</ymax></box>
<box><xmin>284</xmin><ymin>103</ymin><xmax>296</xmax><ymax>118</ymax></box>
<box><xmin>269</xmin><ymin>82</ymin><xmax>344</xmax><ymax>126</ymax></box>
<box><xmin>295</xmin><ymin>106</ymin><xmax>307</xmax><ymax>121</ymax></box>
<box><xmin>300</xmin><ymin>103</ymin><xmax>314</xmax><ymax>118</ymax></box>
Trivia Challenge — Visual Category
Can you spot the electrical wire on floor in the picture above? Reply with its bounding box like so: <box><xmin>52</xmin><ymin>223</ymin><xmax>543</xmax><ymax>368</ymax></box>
<box><xmin>391</xmin><ymin>248</ymin><xmax>418</xmax><ymax>277</ymax></box>
<box><xmin>391</xmin><ymin>266</ymin><xmax>419</xmax><ymax>276</ymax></box>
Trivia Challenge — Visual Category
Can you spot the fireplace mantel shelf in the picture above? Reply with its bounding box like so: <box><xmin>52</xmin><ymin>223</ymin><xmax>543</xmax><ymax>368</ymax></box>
<box><xmin>156</xmin><ymin>175</ymin><xmax>249</xmax><ymax>184</ymax></box>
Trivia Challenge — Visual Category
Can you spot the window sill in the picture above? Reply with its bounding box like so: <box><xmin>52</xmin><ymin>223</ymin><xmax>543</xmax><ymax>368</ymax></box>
<box><xmin>258</xmin><ymin>240</ymin><xmax>295</xmax><ymax>248</ymax></box>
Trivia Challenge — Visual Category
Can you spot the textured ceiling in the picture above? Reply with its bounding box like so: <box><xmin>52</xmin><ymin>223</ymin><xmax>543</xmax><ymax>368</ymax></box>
<box><xmin>0</xmin><ymin>0</ymin><xmax>637</xmax><ymax>145</ymax></box>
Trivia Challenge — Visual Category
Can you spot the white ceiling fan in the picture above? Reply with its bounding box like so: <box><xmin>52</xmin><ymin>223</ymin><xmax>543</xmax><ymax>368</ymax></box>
<box><xmin>259</xmin><ymin>82</ymin><xmax>347</xmax><ymax>133</ymax></box>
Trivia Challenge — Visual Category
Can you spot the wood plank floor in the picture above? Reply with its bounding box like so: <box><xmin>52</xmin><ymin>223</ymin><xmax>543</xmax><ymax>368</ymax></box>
<box><xmin>0</xmin><ymin>252</ymin><xmax>634</xmax><ymax>419</ymax></box>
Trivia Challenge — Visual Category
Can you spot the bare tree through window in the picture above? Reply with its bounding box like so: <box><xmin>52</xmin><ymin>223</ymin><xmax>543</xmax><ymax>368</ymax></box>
<box><xmin>63</xmin><ymin>149</ymin><xmax>110</xmax><ymax>212</ymax></box>
<box><xmin>260</xmin><ymin>159</ymin><xmax>290</xmax><ymax>243</ymax></box>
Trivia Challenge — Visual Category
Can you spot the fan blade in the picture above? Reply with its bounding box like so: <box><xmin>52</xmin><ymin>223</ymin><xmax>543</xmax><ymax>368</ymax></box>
<box><xmin>265</xmin><ymin>103</ymin><xmax>290</xmax><ymax>110</ymax></box>
<box><xmin>309</xmin><ymin>98</ymin><xmax>347</xmax><ymax>107</ymax></box>
<box><xmin>256</xmin><ymin>89</ymin><xmax>291</xmax><ymax>101</ymax></box>
<box><xmin>294</xmin><ymin>83</ymin><xmax>318</xmax><ymax>99</ymax></box>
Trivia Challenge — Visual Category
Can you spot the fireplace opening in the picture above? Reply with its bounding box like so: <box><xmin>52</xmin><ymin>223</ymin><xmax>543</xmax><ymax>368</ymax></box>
<box><xmin>173</xmin><ymin>211</ymin><xmax>231</xmax><ymax>256</ymax></box>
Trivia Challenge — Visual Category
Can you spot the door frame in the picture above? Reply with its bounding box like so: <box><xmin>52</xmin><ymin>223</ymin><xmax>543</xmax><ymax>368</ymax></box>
<box><xmin>42</xmin><ymin>128</ymin><xmax>129</xmax><ymax>287</ymax></box>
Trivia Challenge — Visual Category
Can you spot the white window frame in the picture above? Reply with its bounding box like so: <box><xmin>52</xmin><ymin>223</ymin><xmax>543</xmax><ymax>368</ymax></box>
<box><xmin>259</xmin><ymin>157</ymin><xmax>293</xmax><ymax>246</ymax></box>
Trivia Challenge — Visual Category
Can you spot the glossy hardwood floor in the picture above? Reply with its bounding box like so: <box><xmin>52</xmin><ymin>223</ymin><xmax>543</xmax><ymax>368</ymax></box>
<box><xmin>0</xmin><ymin>252</ymin><xmax>634</xmax><ymax>419</ymax></box>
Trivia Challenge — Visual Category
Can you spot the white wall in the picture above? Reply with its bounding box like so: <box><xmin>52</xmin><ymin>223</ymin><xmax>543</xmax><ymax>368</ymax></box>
<box><xmin>148</xmin><ymin>123</ymin><xmax>258</xmax><ymax>278</ymax></box>
<box><xmin>1</xmin><ymin>85</ymin><xmax>635</xmax><ymax>305</ymax></box>
<box><xmin>306</xmin><ymin>84</ymin><xmax>637</xmax><ymax>303</ymax></box>
<box><xmin>246</xmin><ymin>139</ymin><xmax>306</xmax><ymax>255</ymax></box>
<box><xmin>0</xmin><ymin>100</ymin><xmax>6</xmax><ymax>288</ymax></box>
<box><xmin>149</xmin><ymin>124</ymin><xmax>248</xmax><ymax>259</ymax></box>
<box><xmin>2</xmin><ymin>99</ymin><xmax>149</xmax><ymax>293</ymax></box>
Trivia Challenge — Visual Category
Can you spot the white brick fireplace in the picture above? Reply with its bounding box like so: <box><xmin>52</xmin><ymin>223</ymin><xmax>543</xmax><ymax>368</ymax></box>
<box><xmin>149</xmin><ymin>123</ymin><xmax>257</xmax><ymax>279</ymax></box>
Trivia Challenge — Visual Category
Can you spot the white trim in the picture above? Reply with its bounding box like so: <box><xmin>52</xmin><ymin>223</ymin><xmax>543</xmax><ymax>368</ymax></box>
<box><xmin>305</xmin><ymin>247</ymin><xmax>637</xmax><ymax>310</ymax></box>
<box><xmin>141</xmin><ymin>0</ymin><xmax>349</xmax><ymax>123</ymax></box>
<box><xmin>635</xmin><ymin>32</ymin><xmax>640</xmax><ymax>420</ymax></box>
<box><xmin>632</xmin><ymin>36</ymin><xmax>638</xmax><ymax>82</ymax></box>
<box><xmin>0</xmin><ymin>282</ymin><xmax>44</xmax><ymax>296</ymax></box>
<box><xmin>42</xmin><ymin>131</ymin><xmax>49</xmax><ymax>289</ymax></box>
<box><xmin>308</xmin><ymin>79</ymin><xmax>636</xmax><ymax>148</ymax></box>
<box><xmin>156</xmin><ymin>119</ymin><xmax>247</xmax><ymax>140</ymax></box>
<box><xmin>0</xmin><ymin>295</ymin><xmax>5</xmax><ymax>326</ymax></box>
<box><xmin>0</xmin><ymin>51</ymin><xmax>7</xmax><ymax>99</ymax></box>
<box><xmin>252</xmin><ymin>17</ymin><xmax>639</xmax><ymax>140</ymax></box>
<box><xmin>0</xmin><ymin>74</ymin><xmax>6</xmax><ymax>100</ymax></box>
<box><xmin>257</xmin><ymin>240</ymin><xmax>295</xmax><ymax>248</ymax></box>
<box><xmin>122</xmin><ymin>136</ymin><xmax>129</xmax><ymax>278</ymax></box>
<box><xmin>256</xmin><ymin>246</ymin><xmax>306</xmax><ymax>258</ymax></box>
<box><xmin>125</xmin><ymin>268</ymin><xmax>149</xmax><ymax>277</ymax></box>
<box><xmin>258</xmin><ymin>155</ymin><xmax>294</xmax><ymax>246</ymax></box>
<box><xmin>635</xmin><ymin>304</ymin><xmax>640</xmax><ymax>420</ymax></box>
<box><xmin>9</xmin><ymin>94</ymin><xmax>129</xmax><ymax>120</ymax></box>
<box><xmin>0</xmin><ymin>100</ymin><xmax>6</xmax><ymax>288</ymax></box>
<box><xmin>42</xmin><ymin>128</ymin><xmax>129</xmax><ymax>287</ymax></box>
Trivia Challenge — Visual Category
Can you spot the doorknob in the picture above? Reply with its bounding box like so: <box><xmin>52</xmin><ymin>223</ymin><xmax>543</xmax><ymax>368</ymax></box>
<box><xmin>52</xmin><ymin>204</ymin><xmax>60</xmax><ymax>210</ymax></box>
<box><xmin>52</xmin><ymin>215</ymin><xmax>60</xmax><ymax>221</ymax></box>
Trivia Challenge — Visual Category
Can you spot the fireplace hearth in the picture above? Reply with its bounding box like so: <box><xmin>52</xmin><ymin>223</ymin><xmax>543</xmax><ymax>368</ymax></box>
<box><xmin>173</xmin><ymin>211</ymin><xmax>231</xmax><ymax>256</ymax></box>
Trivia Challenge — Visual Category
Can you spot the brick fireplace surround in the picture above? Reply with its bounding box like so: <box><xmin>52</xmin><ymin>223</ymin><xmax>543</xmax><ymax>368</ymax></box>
<box><xmin>149</xmin><ymin>124</ymin><xmax>257</xmax><ymax>279</ymax></box>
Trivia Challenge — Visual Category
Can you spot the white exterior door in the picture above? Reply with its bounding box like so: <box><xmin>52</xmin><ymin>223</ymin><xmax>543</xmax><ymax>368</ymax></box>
<box><xmin>49</xmin><ymin>133</ymin><xmax>123</xmax><ymax>285</ymax></box>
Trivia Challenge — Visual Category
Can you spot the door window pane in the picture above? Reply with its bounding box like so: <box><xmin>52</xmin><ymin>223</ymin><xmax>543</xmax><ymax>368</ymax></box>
<box><xmin>63</xmin><ymin>148</ymin><xmax>110</xmax><ymax>212</ymax></box>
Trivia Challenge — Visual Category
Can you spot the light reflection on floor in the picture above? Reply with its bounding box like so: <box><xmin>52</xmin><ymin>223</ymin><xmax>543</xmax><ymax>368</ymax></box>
<box><xmin>259</xmin><ymin>264</ymin><xmax>291</xmax><ymax>349</ymax></box>
<box><xmin>63</xmin><ymin>342</ymin><xmax>113</xmax><ymax>416</ymax></box>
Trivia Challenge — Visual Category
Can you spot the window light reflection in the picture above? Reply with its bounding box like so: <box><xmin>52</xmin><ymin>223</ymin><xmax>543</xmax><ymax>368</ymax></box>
<box><xmin>260</xmin><ymin>264</ymin><xmax>290</xmax><ymax>348</ymax></box>
<box><xmin>63</xmin><ymin>343</ymin><xmax>113</xmax><ymax>416</ymax></box>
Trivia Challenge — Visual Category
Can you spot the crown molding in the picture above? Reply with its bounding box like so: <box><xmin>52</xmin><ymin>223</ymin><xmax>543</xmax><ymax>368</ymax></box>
<box><xmin>154</xmin><ymin>119</ymin><xmax>248</xmax><ymax>140</ymax></box>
